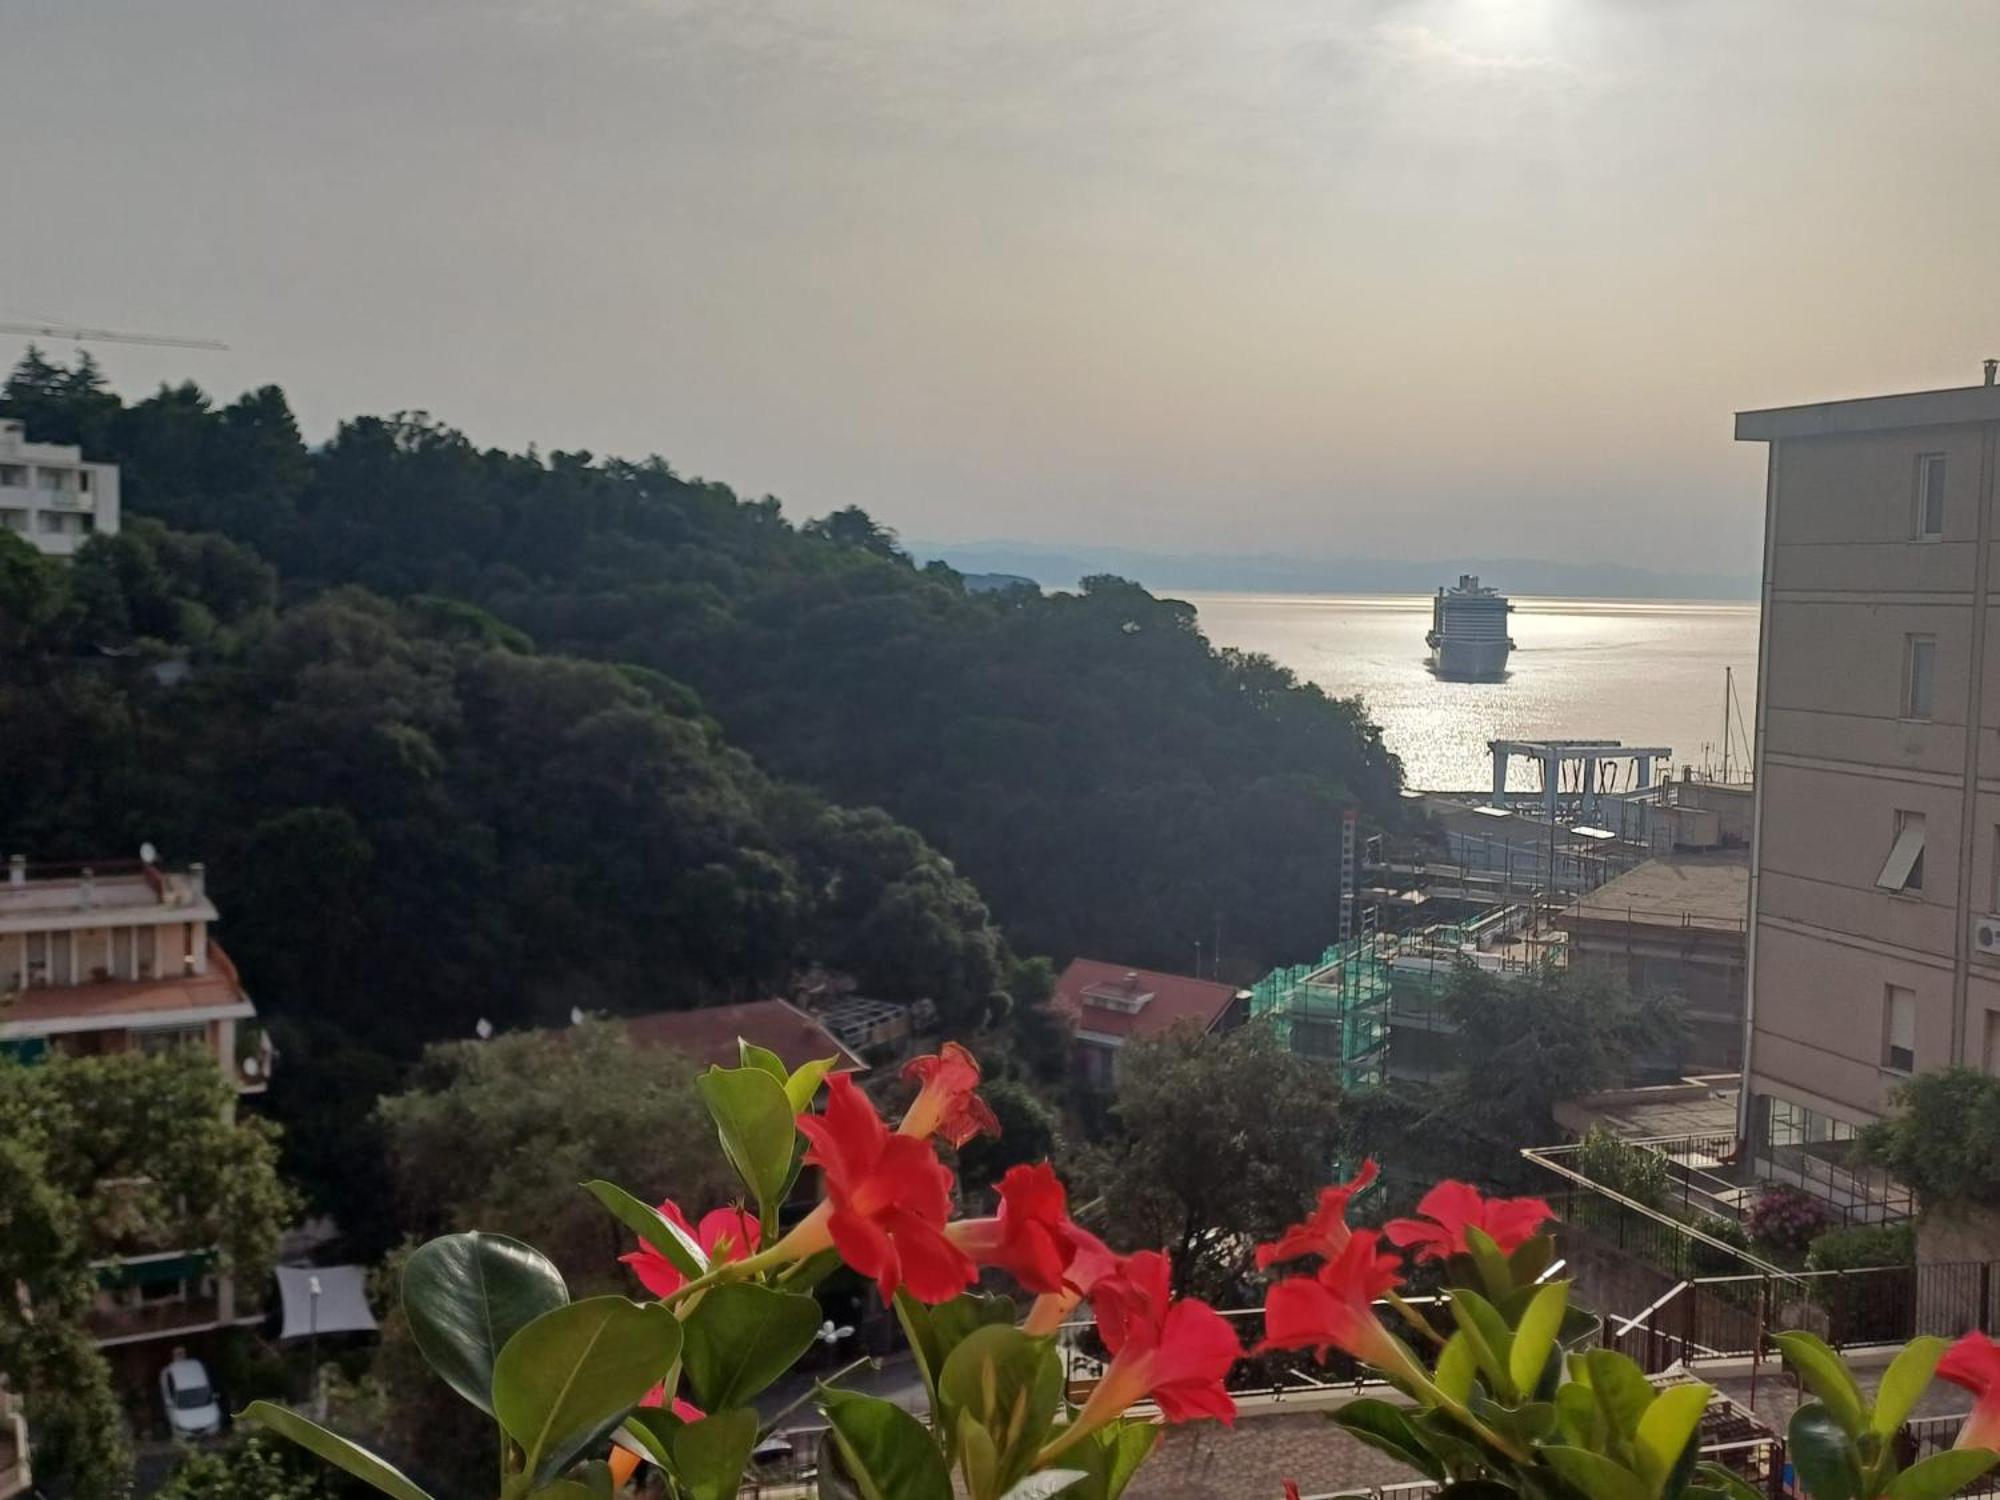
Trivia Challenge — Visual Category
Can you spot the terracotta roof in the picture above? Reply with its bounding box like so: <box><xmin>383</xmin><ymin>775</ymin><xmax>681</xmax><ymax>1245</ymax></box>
<box><xmin>1</xmin><ymin>964</ymin><xmax>252</xmax><ymax>1037</ymax></box>
<box><xmin>1049</xmin><ymin>959</ymin><xmax>1244</xmax><ymax>1042</ymax></box>
<box><xmin>625</xmin><ymin>999</ymin><xmax>868</xmax><ymax>1074</ymax></box>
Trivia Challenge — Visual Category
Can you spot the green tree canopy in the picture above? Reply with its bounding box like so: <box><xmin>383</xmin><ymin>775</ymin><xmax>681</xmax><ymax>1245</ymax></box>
<box><xmin>1078</xmin><ymin>1024</ymin><xmax>1349</xmax><ymax>1301</ymax></box>
<box><xmin>1859</xmin><ymin>1067</ymin><xmax>2000</xmax><ymax>1210</ymax></box>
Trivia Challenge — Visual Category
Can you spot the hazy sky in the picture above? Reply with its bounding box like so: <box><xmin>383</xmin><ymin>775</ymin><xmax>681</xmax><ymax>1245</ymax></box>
<box><xmin>6</xmin><ymin>0</ymin><xmax>1999</xmax><ymax>571</ymax></box>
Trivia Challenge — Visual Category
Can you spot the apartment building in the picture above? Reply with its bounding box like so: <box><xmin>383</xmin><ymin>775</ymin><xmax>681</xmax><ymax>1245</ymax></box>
<box><xmin>0</xmin><ymin>419</ymin><xmax>119</xmax><ymax>556</ymax></box>
<box><xmin>0</xmin><ymin>857</ymin><xmax>272</xmax><ymax>1348</ymax></box>
<box><xmin>1736</xmin><ymin>370</ymin><xmax>2000</xmax><ymax>1198</ymax></box>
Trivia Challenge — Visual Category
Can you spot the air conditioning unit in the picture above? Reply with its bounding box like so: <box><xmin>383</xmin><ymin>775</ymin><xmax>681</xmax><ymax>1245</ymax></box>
<box><xmin>1973</xmin><ymin>916</ymin><xmax>2000</xmax><ymax>957</ymax></box>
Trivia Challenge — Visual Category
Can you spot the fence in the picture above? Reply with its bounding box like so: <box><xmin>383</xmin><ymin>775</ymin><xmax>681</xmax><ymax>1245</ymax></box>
<box><xmin>1607</xmin><ymin>1263</ymin><xmax>2000</xmax><ymax>1373</ymax></box>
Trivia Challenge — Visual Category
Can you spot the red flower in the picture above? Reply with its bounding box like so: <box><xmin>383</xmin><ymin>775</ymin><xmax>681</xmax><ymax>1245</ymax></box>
<box><xmin>1384</xmin><ymin>1180</ymin><xmax>1553</xmax><ymax>1262</ymax></box>
<box><xmin>1257</xmin><ymin>1160</ymin><xmax>1380</xmax><ymax>1270</ymax></box>
<box><xmin>948</xmin><ymin>1161</ymin><xmax>1078</xmax><ymax>1294</ymax></box>
<box><xmin>1259</xmin><ymin>1229</ymin><xmax>1412</xmax><ymax>1376</ymax></box>
<box><xmin>1939</xmin><ymin>1331</ymin><xmax>2000</xmax><ymax>1451</ymax></box>
<box><xmin>795</xmin><ymin>1072</ymin><xmax>977</xmax><ymax>1304</ymax></box>
<box><xmin>619</xmin><ymin>1201</ymin><xmax>761</xmax><ymax>1298</ymax></box>
<box><xmin>1283</xmin><ymin>1484</ymin><xmax>1303</xmax><ymax>1500</ymax></box>
<box><xmin>899</xmin><ymin>1041</ymin><xmax>1000</xmax><ymax>1147</ymax></box>
<box><xmin>1075</xmin><ymin>1250</ymin><xmax>1240</xmax><ymax>1427</ymax></box>
<box><xmin>1022</xmin><ymin>1220</ymin><xmax>1124</xmax><ymax>1336</ymax></box>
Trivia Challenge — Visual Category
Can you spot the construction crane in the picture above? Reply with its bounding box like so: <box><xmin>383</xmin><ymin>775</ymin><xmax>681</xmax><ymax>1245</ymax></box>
<box><xmin>0</xmin><ymin>320</ymin><xmax>227</xmax><ymax>351</ymax></box>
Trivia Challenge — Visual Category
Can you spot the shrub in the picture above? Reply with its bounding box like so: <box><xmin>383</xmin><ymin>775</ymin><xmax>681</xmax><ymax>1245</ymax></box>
<box><xmin>1807</xmin><ymin>1222</ymin><xmax>1916</xmax><ymax>1273</ymax></box>
<box><xmin>1746</xmin><ymin>1185</ymin><xmax>1835</xmax><ymax>1252</ymax></box>
<box><xmin>1573</xmin><ymin>1126</ymin><xmax>1671</xmax><ymax>1209</ymax></box>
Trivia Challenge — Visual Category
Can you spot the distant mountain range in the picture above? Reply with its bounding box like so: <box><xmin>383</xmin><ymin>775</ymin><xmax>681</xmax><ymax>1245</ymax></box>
<box><xmin>912</xmin><ymin>541</ymin><xmax>1758</xmax><ymax>601</ymax></box>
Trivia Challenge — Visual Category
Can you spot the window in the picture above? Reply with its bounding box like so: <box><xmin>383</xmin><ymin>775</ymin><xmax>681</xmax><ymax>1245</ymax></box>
<box><xmin>0</xmin><ymin>509</ymin><xmax>23</xmax><ymax>533</ymax></box>
<box><xmin>1877</xmin><ymin>811</ymin><xmax>1926</xmax><ymax>892</ymax></box>
<box><xmin>1884</xmin><ymin>986</ymin><xmax>1916</xmax><ymax>1073</ymax></box>
<box><xmin>1915</xmin><ymin>453</ymin><xmax>1947</xmax><ymax>538</ymax></box>
<box><xmin>76</xmin><ymin>470</ymin><xmax>90</xmax><ymax>494</ymax></box>
<box><xmin>1905</xmin><ymin>635</ymin><xmax>1937</xmax><ymax>720</ymax></box>
<box><xmin>137</xmin><ymin>1023</ymin><xmax>206</xmax><ymax>1056</ymax></box>
<box><xmin>0</xmin><ymin>464</ymin><xmax>23</xmax><ymax>486</ymax></box>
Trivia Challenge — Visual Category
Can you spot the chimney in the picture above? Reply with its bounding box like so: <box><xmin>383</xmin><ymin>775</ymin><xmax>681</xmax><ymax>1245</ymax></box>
<box><xmin>188</xmin><ymin>861</ymin><xmax>206</xmax><ymax>898</ymax></box>
<box><xmin>80</xmin><ymin>867</ymin><xmax>95</xmax><ymax>907</ymax></box>
<box><xmin>7</xmin><ymin>855</ymin><xmax>23</xmax><ymax>887</ymax></box>
<box><xmin>1985</xmin><ymin>358</ymin><xmax>1997</xmax><ymax>388</ymax></box>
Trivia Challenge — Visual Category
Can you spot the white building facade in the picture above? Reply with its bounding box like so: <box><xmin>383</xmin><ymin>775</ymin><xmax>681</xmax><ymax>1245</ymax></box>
<box><xmin>0</xmin><ymin>418</ymin><xmax>119</xmax><ymax>557</ymax></box>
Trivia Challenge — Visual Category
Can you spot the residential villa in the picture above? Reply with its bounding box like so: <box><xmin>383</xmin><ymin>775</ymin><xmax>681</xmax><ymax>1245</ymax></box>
<box><xmin>0</xmin><ymin>856</ymin><xmax>272</xmax><ymax>1349</ymax></box>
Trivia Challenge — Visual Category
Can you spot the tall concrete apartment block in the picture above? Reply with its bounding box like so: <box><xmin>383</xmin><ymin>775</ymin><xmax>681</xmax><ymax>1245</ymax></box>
<box><xmin>0</xmin><ymin>418</ymin><xmax>120</xmax><ymax>556</ymax></box>
<box><xmin>1737</xmin><ymin>372</ymin><xmax>2000</xmax><ymax>1183</ymax></box>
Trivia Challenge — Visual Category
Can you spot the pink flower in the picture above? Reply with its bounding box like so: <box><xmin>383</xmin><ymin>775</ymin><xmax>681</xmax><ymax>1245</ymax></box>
<box><xmin>619</xmin><ymin>1201</ymin><xmax>760</xmax><ymax>1298</ymax></box>
<box><xmin>1257</xmin><ymin>1160</ymin><xmax>1379</xmax><ymax>1270</ymax></box>
<box><xmin>609</xmin><ymin>1386</ymin><xmax>705</xmax><ymax>1485</ymax></box>
<box><xmin>1384</xmin><ymin>1181</ymin><xmax>1553</xmax><ymax>1262</ymax></box>
<box><xmin>898</xmin><ymin>1041</ymin><xmax>1000</xmax><ymax>1147</ymax></box>
<box><xmin>1939</xmin><ymin>1331</ymin><xmax>2000</xmax><ymax>1452</ymax></box>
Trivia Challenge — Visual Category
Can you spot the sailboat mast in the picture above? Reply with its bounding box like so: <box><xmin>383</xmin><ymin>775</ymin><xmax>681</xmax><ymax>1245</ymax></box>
<box><xmin>1722</xmin><ymin>666</ymin><xmax>1732</xmax><ymax>782</ymax></box>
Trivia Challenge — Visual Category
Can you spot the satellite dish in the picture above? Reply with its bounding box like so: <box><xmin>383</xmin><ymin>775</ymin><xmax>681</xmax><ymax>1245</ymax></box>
<box><xmin>241</xmin><ymin>1055</ymin><xmax>262</xmax><ymax>1078</ymax></box>
<box><xmin>139</xmin><ymin>841</ymin><xmax>158</xmax><ymax>865</ymax></box>
<box><xmin>474</xmin><ymin>1017</ymin><xmax>494</xmax><ymax>1040</ymax></box>
<box><xmin>570</xmin><ymin>1006</ymin><xmax>586</xmax><ymax>1026</ymax></box>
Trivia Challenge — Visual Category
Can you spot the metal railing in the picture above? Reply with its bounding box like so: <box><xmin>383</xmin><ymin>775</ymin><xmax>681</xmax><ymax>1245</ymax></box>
<box><xmin>1608</xmin><ymin>1262</ymin><xmax>2000</xmax><ymax>1373</ymax></box>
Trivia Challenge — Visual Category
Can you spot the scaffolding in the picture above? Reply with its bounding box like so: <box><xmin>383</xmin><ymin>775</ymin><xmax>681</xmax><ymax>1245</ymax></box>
<box><xmin>1251</xmin><ymin>912</ymin><xmax>1560</xmax><ymax>1090</ymax></box>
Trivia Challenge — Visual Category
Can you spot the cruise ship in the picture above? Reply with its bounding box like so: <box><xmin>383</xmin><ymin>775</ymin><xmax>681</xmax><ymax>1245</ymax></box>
<box><xmin>1426</xmin><ymin>575</ymin><xmax>1514</xmax><ymax>679</ymax></box>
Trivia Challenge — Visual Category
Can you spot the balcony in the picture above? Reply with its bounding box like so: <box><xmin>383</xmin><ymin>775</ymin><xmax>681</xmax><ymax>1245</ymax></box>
<box><xmin>87</xmin><ymin>1251</ymin><xmax>262</xmax><ymax>1348</ymax></box>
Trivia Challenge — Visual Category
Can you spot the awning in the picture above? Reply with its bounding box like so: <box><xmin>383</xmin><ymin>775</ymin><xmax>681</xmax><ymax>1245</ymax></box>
<box><xmin>275</xmin><ymin>1265</ymin><xmax>379</xmax><ymax>1339</ymax></box>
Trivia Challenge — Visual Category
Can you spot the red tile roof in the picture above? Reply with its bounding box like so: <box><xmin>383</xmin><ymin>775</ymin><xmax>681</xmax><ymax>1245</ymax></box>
<box><xmin>1</xmin><ymin>966</ymin><xmax>252</xmax><ymax>1033</ymax></box>
<box><xmin>1049</xmin><ymin>959</ymin><xmax>1244</xmax><ymax>1043</ymax></box>
<box><xmin>625</xmin><ymin>999</ymin><xmax>868</xmax><ymax>1074</ymax></box>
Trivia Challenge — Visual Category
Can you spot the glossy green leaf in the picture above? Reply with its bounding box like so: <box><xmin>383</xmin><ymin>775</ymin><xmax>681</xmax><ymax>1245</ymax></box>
<box><xmin>1542</xmin><ymin>1446</ymin><xmax>1653</xmax><ymax>1500</ymax></box>
<box><xmin>402</xmin><ymin>1231</ymin><xmax>569</xmax><ymax>1417</ymax></box>
<box><xmin>1884</xmin><ymin>1448</ymin><xmax>2000</xmax><ymax>1500</ymax></box>
<box><xmin>1508</xmin><ymin>1233</ymin><xmax>1556</xmax><ymax>1288</ymax></box>
<box><xmin>671</xmin><ymin>1407</ymin><xmax>761</xmax><ymax>1500</ymax></box>
<box><xmin>1059</xmin><ymin>1421</ymin><xmax>1159</xmax><ymax>1500</ymax></box>
<box><xmin>1435</xmin><ymin>1331</ymin><xmax>1478</xmax><ymax>1404</ymax></box>
<box><xmin>493</xmin><ymin>1296</ymin><xmax>683</xmax><ymax>1483</ymax></box>
<box><xmin>1634</xmin><ymin>1382</ymin><xmax>1711</xmax><ymax>1490</ymax></box>
<box><xmin>938</xmin><ymin>1324</ymin><xmax>1065</xmax><ymax>1495</ymax></box>
<box><xmin>1872</xmin><ymin>1337</ymin><xmax>1946</xmax><ymax>1439</ymax></box>
<box><xmin>530</xmin><ymin>1460</ymin><xmax>613</xmax><ymax>1500</ymax></box>
<box><xmin>784</xmin><ymin>1057</ymin><xmax>837</xmax><ymax>1112</ymax></box>
<box><xmin>1692</xmin><ymin>1462</ymin><xmax>1769</xmax><ymax>1500</ymax></box>
<box><xmin>818</xmin><ymin>1427</ymin><xmax>866</xmax><ymax>1500</ymax></box>
<box><xmin>998</xmin><ymin>1472</ymin><xmax>1088</xmax><ymax>1500</ymax></box>
<box><xmin>1448</xmin><ymin>1288</ymin><xmax>1517</xmax><ymax>1399</ymax></box>
<box><xmin>1581</xmin><ymin>1349</ymin><xmax>1659</xmax><ymax>1440</ymax></box>
<box><xmin>1508</xmin><ymin>1282</ymin><xmax>1569</xmax><ymax>1398</ymax></box>
<box><xmin>1789</xmin><ymin>1403</ymin><xmax>1863</xmax><ymax>1500</ymax></box>
<box><xmin>740</xmin><ymin>1040</ymin><xmax>789</xmax><ymax>1081</ymax></box>
<box><xmin>1557</xmin><ymin>1382</ymin><xmax>1604</xmax><ymax>1449</ymax></box>
<box><xmin>582</xmin><ymin>1179</ymin><xmax>707</xmax><ymax>1283</ymax></box>
<box><xmin>1775</xmin><ymin>1332</ymin><xmax>1868</xmax><ymax>1440</ymax></box>
<box><xmin>1333</xmin><ymin>1399</ymin><xmax>1445</xmax><ymax>1483</ymax></box>
<box><xmin>681</xmin><ymin>1282</ymin><xmax>823</xmax><ymax>1410</ymax></box>
<box><xmin>820</xmin><ymin>1387</ymin><xmax>953</xmax><ymax>1500</ymax></box>
<box><xmin>897</xmin><ymin>1290</ymin><xmax>1019</xmax><ymax>1407</ymax></box>
<box><xmin>242</xmin><ymin>1401</ymin><xmax>436</xmax><ymax>1500</ymax></box>
<box><xmin>698</xmin><ymin>1066</ymin><xmax>799</xmax><ymax>1217</ymax></box>
<box><xmin>1463</xmin><ymin>1226</ymin><xmax>1519</xmax><ymax>1302</ymax></box>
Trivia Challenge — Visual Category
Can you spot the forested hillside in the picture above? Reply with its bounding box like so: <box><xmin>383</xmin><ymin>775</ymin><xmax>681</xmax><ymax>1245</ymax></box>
<box><xmin>0</xmin><ymin>512</ymin><xmax>1017</xmax><ymax>1222</ymax></box>
<box><xmin>4</xmin><ymin>351</ymin><xmax>1403</xmax><ymax>975</ymax></box>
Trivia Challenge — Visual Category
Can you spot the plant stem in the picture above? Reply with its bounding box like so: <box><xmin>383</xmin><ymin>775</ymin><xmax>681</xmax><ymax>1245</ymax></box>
<box><xmin>1385</xmin><ymin>1291</ymin><xmax>1450</xmax><ymax>1349</ymax></box>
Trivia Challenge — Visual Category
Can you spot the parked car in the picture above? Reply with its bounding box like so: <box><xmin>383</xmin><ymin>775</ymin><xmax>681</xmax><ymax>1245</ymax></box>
<box><xmin>159</xmin><ymin>1354</ymin><xmax>223</xmax><ymax>1439</ymax></box>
